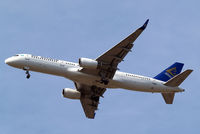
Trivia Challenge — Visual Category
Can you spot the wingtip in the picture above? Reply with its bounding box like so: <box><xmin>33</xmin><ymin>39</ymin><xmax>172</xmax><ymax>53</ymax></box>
<box><xmin>139</xmin><ymin>19</ymin><xmax>149</xmax><ymax>30</ymax></box>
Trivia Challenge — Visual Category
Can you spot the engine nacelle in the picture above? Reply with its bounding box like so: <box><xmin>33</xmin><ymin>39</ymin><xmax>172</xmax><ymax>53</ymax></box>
<box><xmin>62</xmin><ymin>88</ymin><xmax>81</xmax><ymax>100</ymax></box>
<box><xmin>79</xmin><ymin>58</ymin><xmax>98</xmax><ymax>69</ymax></box>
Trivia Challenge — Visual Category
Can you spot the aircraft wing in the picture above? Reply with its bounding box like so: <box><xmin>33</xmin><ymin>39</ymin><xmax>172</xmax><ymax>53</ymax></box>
<box><xmin>74</xmin><ymin>82</ymin><xmax>106</xmax><ymax>119</ymax></box>
<box><xmin>96</xmin><ymin>19</ymin><xmax>149</xmax><ymax>79</ymax></box>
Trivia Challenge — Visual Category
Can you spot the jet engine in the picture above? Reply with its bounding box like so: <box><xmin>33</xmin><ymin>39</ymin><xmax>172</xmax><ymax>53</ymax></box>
<box><xmin>79</xmin><ymin>58</ymin><xmax>98</xmax><ymax>69</ymax></box>
<box><xmin>62</xmin><ymin>88</ymin><xmax>81</xmax><ymax>99</ymax></box>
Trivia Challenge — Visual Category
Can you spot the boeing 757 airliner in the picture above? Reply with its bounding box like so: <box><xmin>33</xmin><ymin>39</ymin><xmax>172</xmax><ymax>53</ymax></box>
<box><xmin>5</xmin><ymin>19</ymin><xmax>193</xmax><ymax>119</ymax></box>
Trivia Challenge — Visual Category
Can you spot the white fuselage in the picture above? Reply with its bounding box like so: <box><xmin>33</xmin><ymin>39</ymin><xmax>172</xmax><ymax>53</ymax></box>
<box><xmin>5</xmin><ymin>54</ymin><xmax>184</xmax><ymax>93</ymax></box>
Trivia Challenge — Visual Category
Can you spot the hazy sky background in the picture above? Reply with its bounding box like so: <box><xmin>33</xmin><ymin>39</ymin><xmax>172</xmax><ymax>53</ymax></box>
<box><xmin>0</xmin><ymin>0</ymin><xmax>200</xmax><ymax>133</ymax></box>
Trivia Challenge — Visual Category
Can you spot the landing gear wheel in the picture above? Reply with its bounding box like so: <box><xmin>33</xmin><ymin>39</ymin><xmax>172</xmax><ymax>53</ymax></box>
<box><xmin>103</xmin><ymin>80</ymin><xmax>109</xmax><ymax>85</ymax></box>
<box><xmin>100</xmin><ymin>79</ymin><xmax>109</xmax><ymax>85</ymax></box>
<box><xmin>26</xmin><ymin>70</ymin><xmax>31</xmax><ymax>79</ymax></box>
<box><xmin>99</xmin><ymin>71</ymin><xmax>109</xmax><ymax>85</ymax></box>
<box><xmin>26</xmin><ymin>73</ymin><xmax>30</xmax><ymax>79</ymax></box>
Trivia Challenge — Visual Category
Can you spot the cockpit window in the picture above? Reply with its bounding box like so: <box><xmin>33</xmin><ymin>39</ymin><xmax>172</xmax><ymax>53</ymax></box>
<box><xmin>13</xmin><ymin>55</ymin><xmax>19</xmax><ymax>56</ymax></box>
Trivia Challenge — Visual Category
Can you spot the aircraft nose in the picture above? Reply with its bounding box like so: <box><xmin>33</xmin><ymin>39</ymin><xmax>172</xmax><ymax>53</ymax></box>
<box><xmin>5</xmin><ymin>58</ymin><xmax>13</xmax><ymax>65</ymax></box>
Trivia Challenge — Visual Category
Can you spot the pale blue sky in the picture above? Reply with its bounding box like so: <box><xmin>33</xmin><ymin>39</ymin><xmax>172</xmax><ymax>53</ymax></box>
<box><xmin>0</xmin><ymin>0</ymin><xmax>200</xmax><ymax>134</ymax></box>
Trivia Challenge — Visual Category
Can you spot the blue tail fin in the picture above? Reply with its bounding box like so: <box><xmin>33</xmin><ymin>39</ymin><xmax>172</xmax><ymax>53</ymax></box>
<box><xmin>154</xmin><ymin>62</ymin><xmax>184</xmax><ymax>82</ymax></box>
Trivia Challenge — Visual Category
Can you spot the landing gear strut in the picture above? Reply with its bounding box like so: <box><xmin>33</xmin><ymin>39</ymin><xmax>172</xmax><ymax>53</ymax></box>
<box><xmin>23</xmin><ymin>67</ymin><xmax>30</xmax><ymax>79</ymax></box>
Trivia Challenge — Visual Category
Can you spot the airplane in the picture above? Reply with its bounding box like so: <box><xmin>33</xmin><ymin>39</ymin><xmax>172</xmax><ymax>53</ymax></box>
<box><xmin>5</xmin><ymin>19</ymin><xmax>193</xmax><ymax>119</ymax></box>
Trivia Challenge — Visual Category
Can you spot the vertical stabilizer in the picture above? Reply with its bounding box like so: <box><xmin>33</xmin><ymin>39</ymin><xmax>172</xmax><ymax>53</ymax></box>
<box><xmin>154</xmin><ymin>62</ymin><xmax>184</xmax><ymax>82</ymax></box>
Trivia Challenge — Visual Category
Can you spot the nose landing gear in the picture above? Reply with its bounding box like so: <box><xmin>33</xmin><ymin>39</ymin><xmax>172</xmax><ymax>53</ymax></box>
<box><xmin>26</xmin><ymin>70</ymin><xmax>30</xmax><ymax>79</ymax></box>
<box><xmin>23</xmin><ymin>67</ymin><xmax>30</xmax><ymax>79</ymax></box>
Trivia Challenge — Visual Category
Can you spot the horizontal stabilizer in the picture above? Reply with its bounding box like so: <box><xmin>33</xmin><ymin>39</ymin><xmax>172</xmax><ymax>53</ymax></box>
<box><xmin>162</xmin><ymin>93</ymin><xmax>175</xmax><ymax>104</ymax></box>
<box><xmin>164</xmin><ymin>69</ymin><xmax>193</xmax><ymax>87</ymax></box>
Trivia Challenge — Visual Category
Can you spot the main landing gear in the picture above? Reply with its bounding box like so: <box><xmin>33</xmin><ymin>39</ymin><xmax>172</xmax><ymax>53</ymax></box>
<box><xmin>100</xmin><ymin>78</ymin><xmax>109</xmax><ymax>85</ymax></box>
<box><xmin>23</xmin><ymin>67</ymin><xmax>30</xmax><ymax>79</ymax></box>
<box><xmin>99</xmin><ymin>71</ymin><xmax>109</xmax><ymax>85</ymax></box>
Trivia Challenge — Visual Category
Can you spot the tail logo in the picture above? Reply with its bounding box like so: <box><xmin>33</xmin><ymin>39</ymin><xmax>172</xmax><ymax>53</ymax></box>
<box><xmin>165</xmin><ymin>67</ymin><xmax>177</xmax><ymax>78</ymax></box>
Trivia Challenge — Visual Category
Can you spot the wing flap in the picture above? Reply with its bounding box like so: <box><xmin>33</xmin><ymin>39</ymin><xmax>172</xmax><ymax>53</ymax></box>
<box><xmin>80</xmin><ymin>96</ymin><xmax>97</xmax><ymax>119</ymax></box>
<box><xmin>75</xmin><ymin>82</ymin><xmax>106</xmax><ymax>119</ymax></box>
